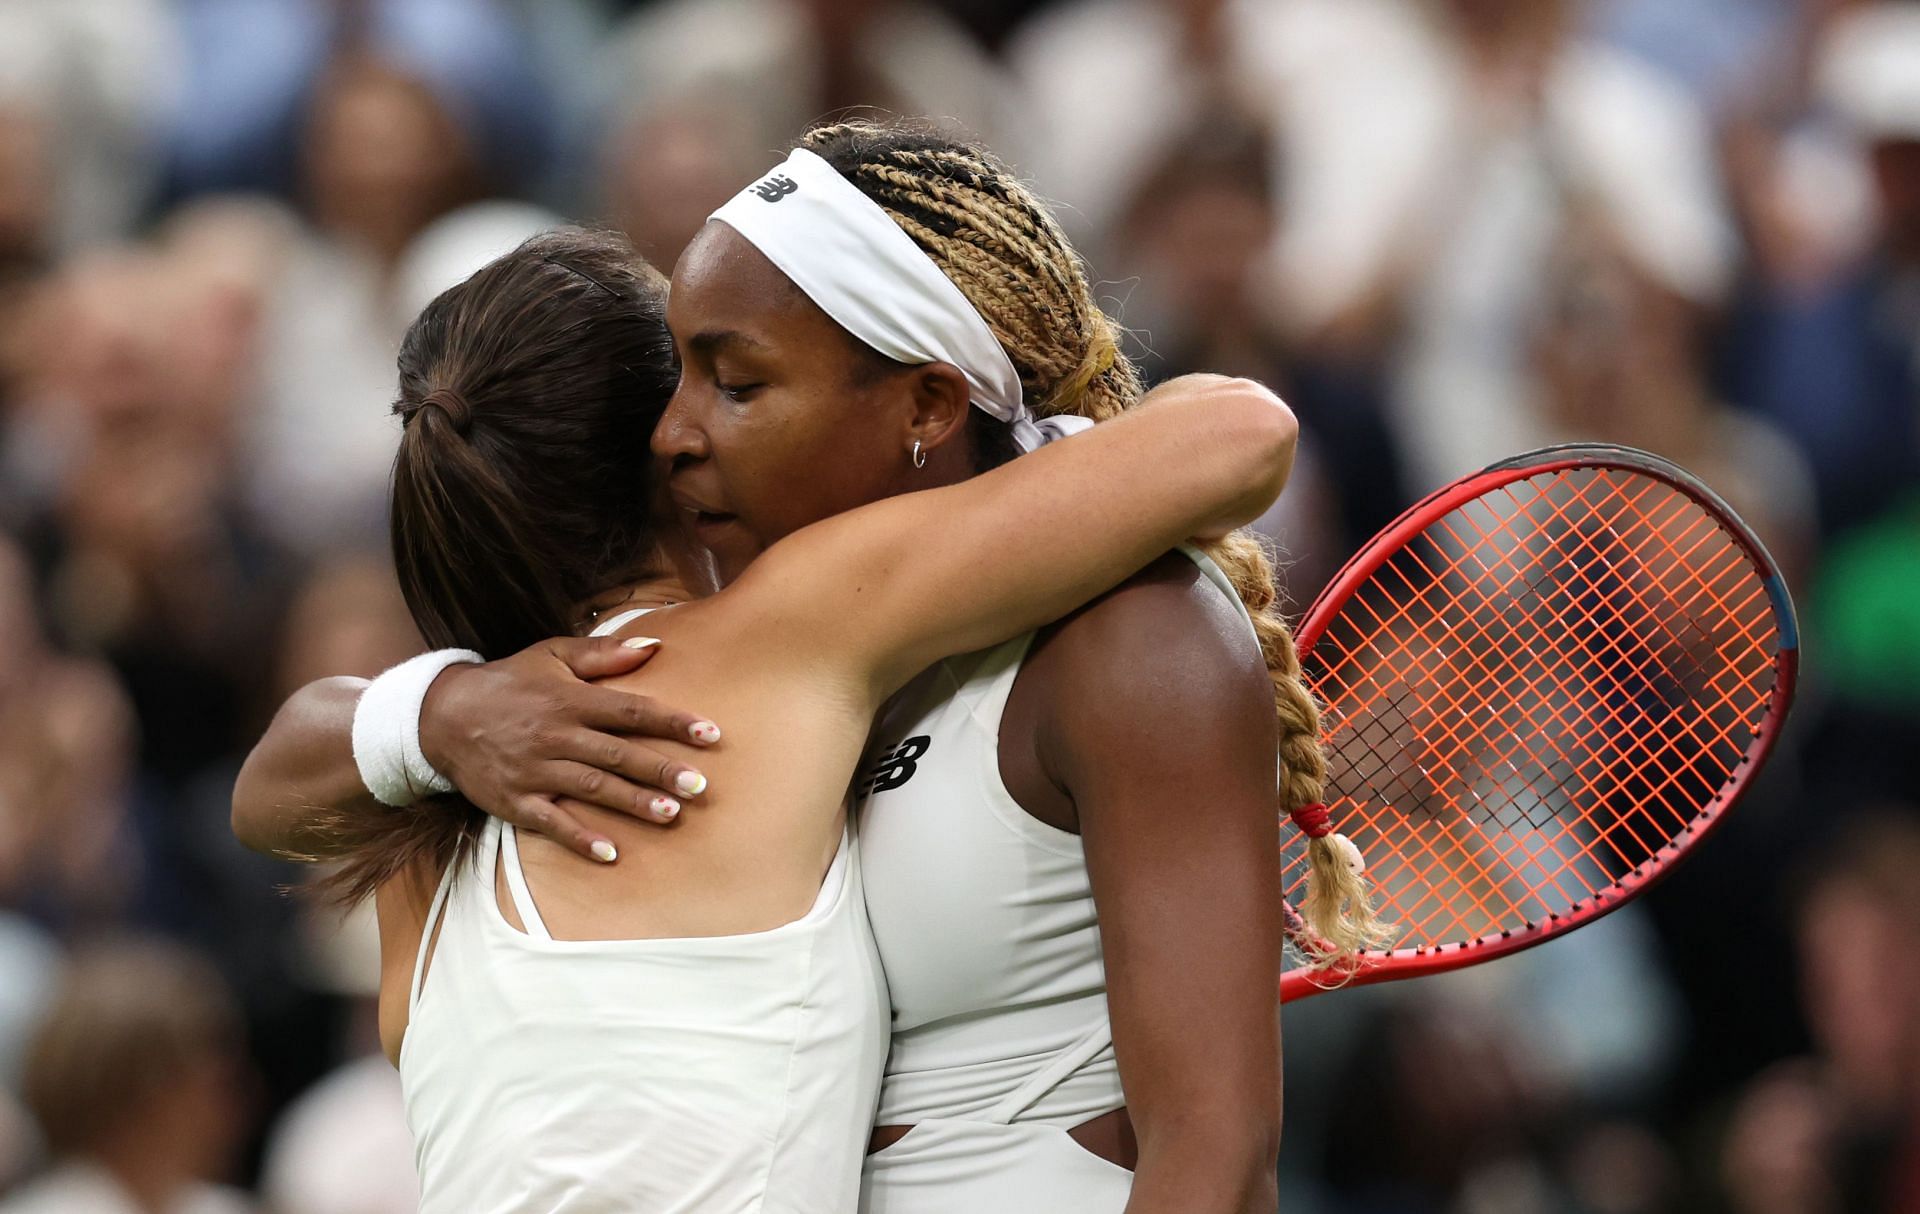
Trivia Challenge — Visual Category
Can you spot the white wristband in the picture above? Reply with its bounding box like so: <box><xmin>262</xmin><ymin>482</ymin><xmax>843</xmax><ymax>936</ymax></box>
<box><xmin>351</xmin><ymin>649</ymin><xmax>484</xmax><ymax>807</ymax></box>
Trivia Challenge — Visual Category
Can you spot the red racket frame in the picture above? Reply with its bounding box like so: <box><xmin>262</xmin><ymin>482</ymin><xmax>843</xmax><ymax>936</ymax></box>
<box><xmin>1279</xmin><ymin>443</ymin><xmax>1799</xmax><ymax>1002</ymax></box>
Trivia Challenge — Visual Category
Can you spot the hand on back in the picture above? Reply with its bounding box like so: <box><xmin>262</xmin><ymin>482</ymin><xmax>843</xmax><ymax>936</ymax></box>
<box><xmin>419</xmin><ymin>635</ymin><xmax>722</xmax><ymax>861</ymax></box>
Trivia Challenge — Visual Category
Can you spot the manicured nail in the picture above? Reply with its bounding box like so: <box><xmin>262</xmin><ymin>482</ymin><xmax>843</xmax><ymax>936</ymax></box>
<box><xmin>689</xmin><ymin>721</ymin><xmax>721</xmax><ymax>744</ymax></box>
<box><xmin>590</xmin><ymin>840</ymin><xmax>617</xmax><ymax>863</ymax></box>
<box><xmin>622</xmin><ymin>636</ymin><xmax>661</xmax><ymax>651</ymax></box>
<box><xmin>651</xmin><ymin>796</ymin><xmax>681</xmax><ymax>819</ymax></box>
<box><xmin>675</xmin><ymin>770</ymin><xmax>707</xmax><ymax>796</ymax></box>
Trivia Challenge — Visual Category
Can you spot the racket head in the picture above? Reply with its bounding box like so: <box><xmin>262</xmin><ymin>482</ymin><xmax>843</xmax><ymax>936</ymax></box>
<box><xmin>1281</xmin><ymin>444</ymin><xmax>1798</xmax><ymax>1000</ymax></box>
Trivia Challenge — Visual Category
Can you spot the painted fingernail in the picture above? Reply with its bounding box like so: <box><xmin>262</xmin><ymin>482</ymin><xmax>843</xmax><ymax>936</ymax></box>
<box><xmin>651</xmin><ymin>796</ymin><xmax>681</xmax><ymax>819</ymax></box>
<box><xmin>622</xmin><ymin>636</ymin><xmax>661</xmax><ymax>651</ymax></box>
<box><xmin>675</xmin><ymin>770</ymin><xmax>708</xmax><ymax>796</ymax></box>
<box><xmin>590</xmin><ymin>840</ymin><xmax>618</xmax><ymax>863</ymax></box>
<box><xmin>689</xmin><ymin>721</ymin><xmax>721</xmax><ymax>744</ymax></box>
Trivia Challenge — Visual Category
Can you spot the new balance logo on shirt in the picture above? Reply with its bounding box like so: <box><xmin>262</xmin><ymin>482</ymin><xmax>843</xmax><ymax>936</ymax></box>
<box><xmin>861</xmin><ymin>736</ymin><xmax>931</xmax><ymax>796</ymax></box>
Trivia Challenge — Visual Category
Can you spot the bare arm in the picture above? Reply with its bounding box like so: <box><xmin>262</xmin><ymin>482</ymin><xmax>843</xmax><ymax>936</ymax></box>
<box><xmin>231</xmin><ymin>637</ymin><xmax>715</xmax><ymax>862</ymax></box>
<box><xmin>1036</xmin><ymin>563</ymin><xmax>1285</xmax><ymax>1213</ymax></box>
<box><xmin>738</xmin><ymin>374</ymin><xmax>1297</xmax><ymax>697</ymax></box>
<box><xmin>232</xmin><ymin>676</ymin><xmax>376</xmax><ymax>859</ymax></box>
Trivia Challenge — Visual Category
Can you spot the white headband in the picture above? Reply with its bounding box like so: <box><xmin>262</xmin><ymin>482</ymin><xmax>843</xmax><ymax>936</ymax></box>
<box><xmin>710</xmin><ymin>148</ymin><xmax>1092</xmax><ymax>453</ymax></box>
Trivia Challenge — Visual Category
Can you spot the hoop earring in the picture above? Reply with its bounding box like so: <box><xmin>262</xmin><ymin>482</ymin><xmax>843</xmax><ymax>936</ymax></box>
<box><xmin>911</xmin><ymin>440</ymin><xmax>927</xmax><ymax>469</ymax></box>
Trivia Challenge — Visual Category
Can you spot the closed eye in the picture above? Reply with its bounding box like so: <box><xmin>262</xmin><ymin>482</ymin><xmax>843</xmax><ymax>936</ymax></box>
<box><xmin>718</xmin><ymin>381</ymin><xmax>763</xmax><ymax>402</ymax></box>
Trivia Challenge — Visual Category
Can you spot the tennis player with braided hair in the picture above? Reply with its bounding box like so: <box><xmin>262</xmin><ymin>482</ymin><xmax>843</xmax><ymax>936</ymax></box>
<box><xmin>236</xmin><ymin>118</ymin><xmax>1378</xmax><ymax>1211</ymax></box>
<box><xmin>744</xmin><ymin>122</ymin><xmax>1378</xmax><ymax>1213</ymax></box>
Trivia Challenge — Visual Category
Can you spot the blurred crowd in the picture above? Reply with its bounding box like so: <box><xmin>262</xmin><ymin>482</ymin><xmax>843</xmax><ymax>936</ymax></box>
<box><xmin>0</xmin><ymin>0</ymin><xmax>1915</xmax><ymax>1211</ymax></box>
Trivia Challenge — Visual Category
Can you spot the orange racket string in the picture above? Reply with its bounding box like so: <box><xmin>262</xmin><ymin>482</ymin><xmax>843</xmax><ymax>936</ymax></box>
<box><xmin>1284</xmin><ymin>465</ymin><xmax>1778</xmax><ymax>960</ymax></box>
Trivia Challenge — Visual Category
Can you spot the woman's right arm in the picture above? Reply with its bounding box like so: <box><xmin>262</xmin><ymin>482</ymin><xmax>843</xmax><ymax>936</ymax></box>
<box><xmin>231</xmin><ymin>638</ymin><xmax>716</xmax><ymax>861</ymax></box>
<box><xmin>739</xmin><ymin>374</ymin><xmax>1298</xmax><ymax>697</ymax></box>
<box><xmin>232</xmin><ymin>676</ymin><xmax>377</xmax><ymax>859</ymax></box>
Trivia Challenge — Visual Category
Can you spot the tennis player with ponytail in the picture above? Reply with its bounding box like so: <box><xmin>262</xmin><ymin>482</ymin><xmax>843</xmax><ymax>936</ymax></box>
<box><xmin>236</xmin><ymin>118</ymin><xmax>1378</xmax><ymax>1212</ymax></box>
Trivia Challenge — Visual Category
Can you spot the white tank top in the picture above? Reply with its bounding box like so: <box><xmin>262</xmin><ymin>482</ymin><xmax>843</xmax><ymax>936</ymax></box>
<box><xmin>857</xmin><ymin>549</ymin><xmax>1254</xmax><ymax>1131</ymax></box>
<box><xmin>399</xmin><ymin>609</ymin><xmax>889</xmax><ymax>1213</ymax></box>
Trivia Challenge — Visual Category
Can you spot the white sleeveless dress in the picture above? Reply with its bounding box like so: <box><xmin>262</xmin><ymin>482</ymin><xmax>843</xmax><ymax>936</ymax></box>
<box><xmin>399</xmin><ymin>609</ymin><xmax>889</xmax><ymax>1213</ymax></box>
<box><xmin>857</xmin><ymin>549</ymin><xmax>1256</xmax><ymax>1213</ymax></box>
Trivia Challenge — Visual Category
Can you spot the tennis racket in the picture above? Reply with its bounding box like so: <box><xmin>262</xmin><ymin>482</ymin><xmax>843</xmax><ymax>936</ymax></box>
<box><xmin>1280</xmin><ymin>443</ymin><xmax>1798</xmax><ymax>1001</ymax></box>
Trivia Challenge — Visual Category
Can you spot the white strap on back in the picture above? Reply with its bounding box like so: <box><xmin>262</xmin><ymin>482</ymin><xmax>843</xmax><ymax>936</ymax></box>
<box><xmin>982</xmin><ymin>1019</ymin><xmax>1115</xmax><ymax>1125</ymax></box>
<box><xmin>496</xmin><ymin>823</ymin><xmax>552</xmax><ymax>940</ymax></box>
<box><xmin>408</xmin><ymin>860</ymin><xmax>460</xmax><ymax>1013</ymax></box>
<box><xmin>590</xmin><ymin>606</ymin><xmax>657</xmax><ymax>637</ymax></box>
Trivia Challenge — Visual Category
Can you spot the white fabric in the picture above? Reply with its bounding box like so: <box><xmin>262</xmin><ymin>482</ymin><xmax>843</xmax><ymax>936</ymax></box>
<box><xmin>351</xmin><ymin>649</ymin><xmax>482</xmax><ymax>807</ymax></box>
<box><xmin>399</xmin><ymin>818</ymin><xmax>886</xmax><ymax>1213</ymax></box>
<box><xmin>857</xmin><ymin>548</ymin><xmax>1252</xmax><ymax>1212</ymax></box>
<box><xmin>588</xmin><ymin>606</ymin><xmax>658</xmax><ymax>636</ymax></box>
<box><xmin>711</xmin><ymin>149</ymin><xmax>1090</xmax><ymax>453</ymax></box>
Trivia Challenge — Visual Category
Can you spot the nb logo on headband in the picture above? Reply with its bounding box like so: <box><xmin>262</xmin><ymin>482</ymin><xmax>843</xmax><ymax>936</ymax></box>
<box><xmin>751</xmin><ymin>174</ymin><xmax>799</xmax><ymax>203</ymax></box>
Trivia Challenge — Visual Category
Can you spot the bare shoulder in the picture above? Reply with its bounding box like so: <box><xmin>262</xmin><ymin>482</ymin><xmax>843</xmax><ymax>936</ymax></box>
<box><xmin>1007</xmin><ymin>551</ymin><xmax>1278</xmax><ymax>838</ymax></box>
<box><xmin>1035</xmin><ymin>550</ymin><xmax>1269</xmax><ymax>692</ymax></box>
<box><xmin>1018</xmin><ymin>549</ymin><xmax>1274</xmax><ymax>799</ymax></box>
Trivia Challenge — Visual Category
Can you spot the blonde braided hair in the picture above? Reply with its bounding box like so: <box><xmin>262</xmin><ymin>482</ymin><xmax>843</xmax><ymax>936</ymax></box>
<box><xmin>802</xmin><ymin>119</ymin><xmax>1391</xmax><ymax>960</ymax></box>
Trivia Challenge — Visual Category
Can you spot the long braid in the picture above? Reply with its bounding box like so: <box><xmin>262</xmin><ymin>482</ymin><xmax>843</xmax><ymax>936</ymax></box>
<box><xmin>803</xmin><ymin>119</ymin><xmax>1391</xmax><ymax>959</ymax></box>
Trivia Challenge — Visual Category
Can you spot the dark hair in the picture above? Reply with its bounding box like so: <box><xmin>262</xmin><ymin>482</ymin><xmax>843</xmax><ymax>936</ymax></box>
<box><xmin>317</xmin><ymin>227</ymin><xmax>677</xmax><ymax>903</ymax></box>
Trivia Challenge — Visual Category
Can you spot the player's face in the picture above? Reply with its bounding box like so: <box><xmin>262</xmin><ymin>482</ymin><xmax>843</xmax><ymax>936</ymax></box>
<box><xmin>655</xmin><ymin>222</ymin><xmax>924</xmax><ymax>585</ymax></box>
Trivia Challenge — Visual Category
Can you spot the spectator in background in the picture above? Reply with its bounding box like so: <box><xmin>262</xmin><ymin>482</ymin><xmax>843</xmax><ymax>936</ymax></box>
<box><xmin>248</xmin><ymin>52</ymin><xmax>497</xmax><ymax>555</ymax></box>
<box><xmin>1319</xmin><ymin>984</ymin><xmax>1681</xmax><ymax>1214</ymax></box>
<box><xmin>1722</xmin><ymin>1</ymin><xmax>1920</xmax><ymax>538</ymax></box>
<box><xmin>1532</xmin><ymin>212</ymin><xmax>1819</xmax><ymax>586</ymax></box>
<box><xmin>268</xmin><ymin>198</ymin><xmax>565</xmax><ymax>548</ymax></box>
<box><xmin>594</xmin><ymin>0</ymin><xmax>1011</xmax><ymax>236</ymax></box>
<box><xmin>1721</xmin><ymin>813</ymin><xmax>1920</xmax><ymax>1214</ymax></box>
<box><xmin>3</xmin><ymin>938</ymin><xmax>252</xmax><ymax>1214</ymax></box>
<box><xmin>303</xmin><ymin>55</ymin><xmax>488</xmax><ymax>276</ymax></box>
<box><xmin>0</xmin><ymin>535</ymin><xmax>139</xmax><ymax>930</ymax></box>
<box><xmin>1031</xmin><ymin>0</ymin><xmax>1734</xmax><ymax>496</ymax></box>
<box><xmin>4</xmin><ymin>245</ymin><xmax>290</xmax><ymax>796</ymax></box>
<box><xmin>1111</xmin><ymin>117</ymin><xmax>1410</xmax><ymax>596</ymax></box>
<box><xmin>164</xmin><ymin>556</ymin><xmax>420</xmax><ymax>1166</ymax></box>
<box><xmin>167</xmin><ymin>1</ymin><xmax>559</xmax><ymax>556</ymax></box>
<box><xmin>1006</xmin><ymin>0</ymin><xmax>1455</xmax><ymax>265</ymax></box>
<box><xmin>164</xmin><ymin>0</ymin><xmax>550</xmax><ymax>203</ymax></box>
<box><xmin>595</xmin><ymin>95</ymin><xmax>768</xmax><ymax>269</ymax></box>
<box><xmin>1344</xmin><ymin>0</ymin><xmax>1735</xmax><ymax>490</ymax></box>
<box><xmin>1006</xmin><ymin>0</ymin><xmax>1290</xmax><ymax>242</ymax></box>
<box><xmin>1319</xmin><ymin>998</ymin><xmax>1573</xmax><ymax>1213</ymax></box>
<box><xmin>0</xmin><ymin>534</ymin><xmax>105</xmax><ymax>1189</ymax></box>
<box><xmin>0</xmin><ymin>0</ymin><xmax>181</xmax><ymax>256</ymax></box>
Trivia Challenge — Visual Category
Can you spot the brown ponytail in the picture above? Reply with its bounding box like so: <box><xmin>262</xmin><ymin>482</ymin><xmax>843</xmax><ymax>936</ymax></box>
<box><xmin>801</xmin><ymin>119</ymin><xmax>1393</xmax><ymax>959</ymax></box>
<box><xmin>311</xmin><ymin>228</ymin><xmax>678</xmax><ymax>905</ymax></box>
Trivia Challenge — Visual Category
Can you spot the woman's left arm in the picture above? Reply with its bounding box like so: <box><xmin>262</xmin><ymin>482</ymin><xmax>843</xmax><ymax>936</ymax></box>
<box><xmin>1036</xmin><ymin>558</ymin><xmax>1285</xmax><ymax>1214</ymax></box>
